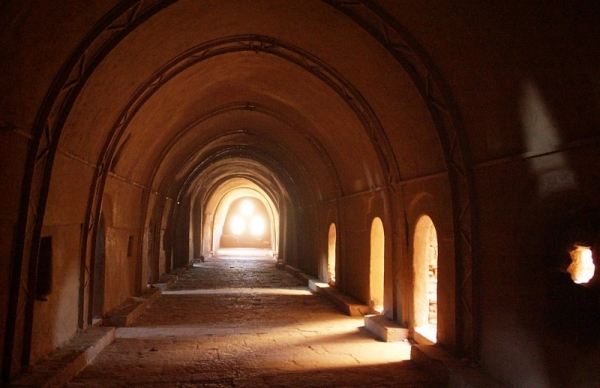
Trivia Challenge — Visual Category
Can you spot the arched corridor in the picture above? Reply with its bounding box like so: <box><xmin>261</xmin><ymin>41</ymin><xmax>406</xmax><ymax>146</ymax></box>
<box><xmin>1</xmin><ymin>2</ymin><xmax>599</xmax><ymax>387</ymax></box>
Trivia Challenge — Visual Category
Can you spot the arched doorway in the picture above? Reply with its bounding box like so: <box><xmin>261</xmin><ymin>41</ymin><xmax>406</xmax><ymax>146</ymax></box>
<box><xmin>370</xmin><ymin>217</ymin><xmax>385</xmax><ymax>313</ymax></box>
<box><xmin>203</xmin><ymin>179</ymin><xmax>280</xmax><ymax>256</ymax></box>
<box><xmin>327</xmin><ymin>223</ymin><xmax>336</xmax><ymax>285</ymax></box>
<box><xmin>413</xmin><ymin>215</ymin><xmax>438</xmax><ymax>343</ymax></box>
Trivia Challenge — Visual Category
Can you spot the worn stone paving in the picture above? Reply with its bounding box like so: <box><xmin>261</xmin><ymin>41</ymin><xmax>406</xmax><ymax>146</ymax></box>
<box><xmin>67</xmin><ymin>251</ymin><xmax>439</xmax><ymax>387</ymax></box>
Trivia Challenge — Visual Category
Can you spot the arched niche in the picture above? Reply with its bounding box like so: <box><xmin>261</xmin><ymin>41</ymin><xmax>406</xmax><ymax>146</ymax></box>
<box><xmin>327</xmin><ymin>223</ymin><xmax>337</xmax><ymax>285</ymax></box>
<box><xmin>370</xmin><ymin>217</ymin><xmax>385</xmax><ymax>314</ymax></box>
<box><xmin>413</xmin><ymin>215</ymin><xmax>438</xmax><ymax>344</ymax></box>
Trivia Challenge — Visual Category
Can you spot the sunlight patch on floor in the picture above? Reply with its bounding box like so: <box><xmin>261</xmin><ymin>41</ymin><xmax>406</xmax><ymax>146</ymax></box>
<box><xmin>162</xmin><ymin>287</ymin><xmax>312</xmax><ymax>296</ymax></box>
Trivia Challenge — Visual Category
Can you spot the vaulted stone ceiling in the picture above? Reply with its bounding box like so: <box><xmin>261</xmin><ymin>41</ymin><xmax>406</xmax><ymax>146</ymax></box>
<box><xmin>54</xmin><ymin>0</ymin><xmax>443</xmax><ymax>210</ymax></box>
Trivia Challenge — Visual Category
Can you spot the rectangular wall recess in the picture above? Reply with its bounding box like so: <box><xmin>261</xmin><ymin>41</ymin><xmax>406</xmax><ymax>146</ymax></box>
<box><xmin>36</xmin><ymin>236</ymin><xmax>53</xmax><ymax>301</ymax></box>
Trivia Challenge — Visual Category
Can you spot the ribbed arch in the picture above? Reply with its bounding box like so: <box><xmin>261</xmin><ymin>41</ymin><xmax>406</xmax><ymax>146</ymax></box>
<box><xmin>3</xmin><ymin>1</ymin><xmax>472</xmax><ymax>378</ymax></box>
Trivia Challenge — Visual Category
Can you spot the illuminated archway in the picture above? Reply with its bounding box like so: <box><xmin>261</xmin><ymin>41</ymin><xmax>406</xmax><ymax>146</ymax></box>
<box><xmin>370</xmin><ymin>217</ymin><xmax>385</xmax><ymax>313</ymax></box>
<box><xmin>413</xmin><ymin>215</ymin><xmax>438</xmax><ymax>343</ymax></box>
<box><xmin>220</xmin><ymin>197</ymin><xmax>271</xmax><ymax>248</ymax></box>
<box><xmin>327</xmin><ymin>223</ymin><xmax>337</xmax><ymax>285</ymax></box>
<box><xmin>201</xmin><ymin>178</ymin><xmax>279</xmax><ymax>256</ymax></box>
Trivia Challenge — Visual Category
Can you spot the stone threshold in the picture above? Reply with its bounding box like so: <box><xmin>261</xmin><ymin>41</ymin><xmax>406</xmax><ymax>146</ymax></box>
<box><xmin>411</xmin><ymin>345</ymin><xmax>507</xmax><ymax>388</ymax></box>
<box><xmin>9</xmin><ymin>327</ymin><xmax>115</xmax><ymax>388</ymax></box>
<box><xmin>285</xmin><ymin>265</ymin><xmax>369</xmax><ymax>316</ymax></box>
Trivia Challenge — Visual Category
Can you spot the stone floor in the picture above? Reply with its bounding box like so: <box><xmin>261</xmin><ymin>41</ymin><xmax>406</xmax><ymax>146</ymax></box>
<box><xmin>67</xmin><ymin>250</ymin><xmax>440</xmax><ymax>387</ymax></box>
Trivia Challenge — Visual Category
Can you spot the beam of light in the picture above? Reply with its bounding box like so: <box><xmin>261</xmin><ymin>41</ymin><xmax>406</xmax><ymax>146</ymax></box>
<box><xmin>250</xmin><ymin>215</ymin><xmax>265</xmax><ymax>236</ymax></box>
<box><xmin>231</xmin><ymin>215</ymin><xmax>245</xmax><ymax>235</ymax></box>
<box><xmin>115</xmin><ymin>317</ymin><xmax>414</xmax><ymax>366</ymax></box>
<box><xmin>240</xmin><ymin>200</ymin><xmax>254</xmax><ymax>216</ymax></box>
<box><xmin>520</xmin><ymin>80</ymin><xmax>576</xmax><ymax>194</ymax></box>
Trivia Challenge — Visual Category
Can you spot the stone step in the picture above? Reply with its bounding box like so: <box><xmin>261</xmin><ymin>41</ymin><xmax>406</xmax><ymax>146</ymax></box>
<box><xmin>364</xmin><ymin>314</ymin><xmax>409</xmax><ymax>342</ymax></box>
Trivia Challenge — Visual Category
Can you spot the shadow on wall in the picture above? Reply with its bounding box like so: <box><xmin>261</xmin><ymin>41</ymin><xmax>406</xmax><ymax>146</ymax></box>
<box><xmin>515</xmin><ymin>193</ymin><xmax>600</xmax><ymax>387</ymax></box>
<box><xmin>508</xmin><ymin>79</ymin><xmax>600</xmax><ymax>387</ymax></box>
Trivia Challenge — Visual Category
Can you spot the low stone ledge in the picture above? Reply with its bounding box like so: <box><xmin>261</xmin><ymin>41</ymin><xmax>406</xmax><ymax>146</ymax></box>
<box><xmin>152</xmin><ymin>265</ymin><xmax>190</xmax><ymax>290</ymax></box>
<box><xmin>411</xmin><ymin>345</ymin><xmax>507</xmax><ymax>388</ymax></box>
<box><xmin>413</xmin><ymin>329</ymin><xmax>436</xmax><ymax>346</ymax></box>
<box><xmin>105</xmin><ymin>287</ymin><xmax>161</xmax><ymax>327</ymax></box>
<box><xmin>364</xmin><ymin>314</ymin><xmax>409</xmax><ymax>342</ymax></box>
<box><xmin>285</xmin><ymin>265</ymin><xmax>369</xmax><ymax>316</ymax></box>
<box><xmin>309</xmin><ymin>280</ymin><xmax>369</xmax><ymax>316</ymax></box>
<box><xmin>10</xmin><ymin>327</ymin><xmax>115</xmax><ymax>388</ymax></box>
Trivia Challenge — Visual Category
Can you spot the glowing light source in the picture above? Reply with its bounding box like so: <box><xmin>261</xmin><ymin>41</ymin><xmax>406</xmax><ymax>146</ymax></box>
<box><xmin>231</xmin><ymin>215</ymin><xmax>245</xmax><ymax>235</ymax></box>
<box><xmin>568</xmin><ymin>246</ymin><xmax>595</xmax><ymax>284</ymax></box>
<box><xmin>250</xmin><ymin>215</ymin><xmax>265</xmax><ymax>236</ymax></box>
<box><xmin>240</xmin><ymin>200</ymin><xmax>254</xmax><ymax>216</ymax></box>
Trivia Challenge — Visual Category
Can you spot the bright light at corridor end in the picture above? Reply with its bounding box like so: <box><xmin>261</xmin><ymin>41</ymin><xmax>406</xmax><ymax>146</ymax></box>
<box><xmin>568</xmin><ymin>246</ymin><xmax>595</xmax><ymax>284</ymax></box>
<box><xmin>250</xmin><ymin>215</ymin><xmax>265</xmax><ymax>236</ymax></box>
<box><xmin>232</xmin><ymin>215</ymin><xmax>245</xmax><ymax>235</ymax></box>
<box><xmin>240</xmin><ymin>200</ymin><xmax>254</xmax><ymax>216</ymax></box>
<box><xmin>230</xmin><ymin>199</ymin><xmax>265</xmax><ymax>236</ymax></box>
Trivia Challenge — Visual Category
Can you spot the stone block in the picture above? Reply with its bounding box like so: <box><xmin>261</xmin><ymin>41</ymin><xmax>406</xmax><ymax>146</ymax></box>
<box><xmin>314</xmin><ymin>284</ymin><xmax>370</xmax><ymax>316</ymax></box>
<box><xmin>364</xmin><ymin>314</ymin><xmax>409</xmax><ymax>342</ymax></box>
<box><xmin>286</xmin><ymin>265</ymin><xmax>369</xmax><ymax>316</ymax></box>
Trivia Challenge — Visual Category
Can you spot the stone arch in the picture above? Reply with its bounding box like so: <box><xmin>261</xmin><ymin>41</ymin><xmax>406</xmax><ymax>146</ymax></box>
<box><xmin>100</xmin><ymin>34</ymin><xmax>399</xmax><ymax>227</ymax></box>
